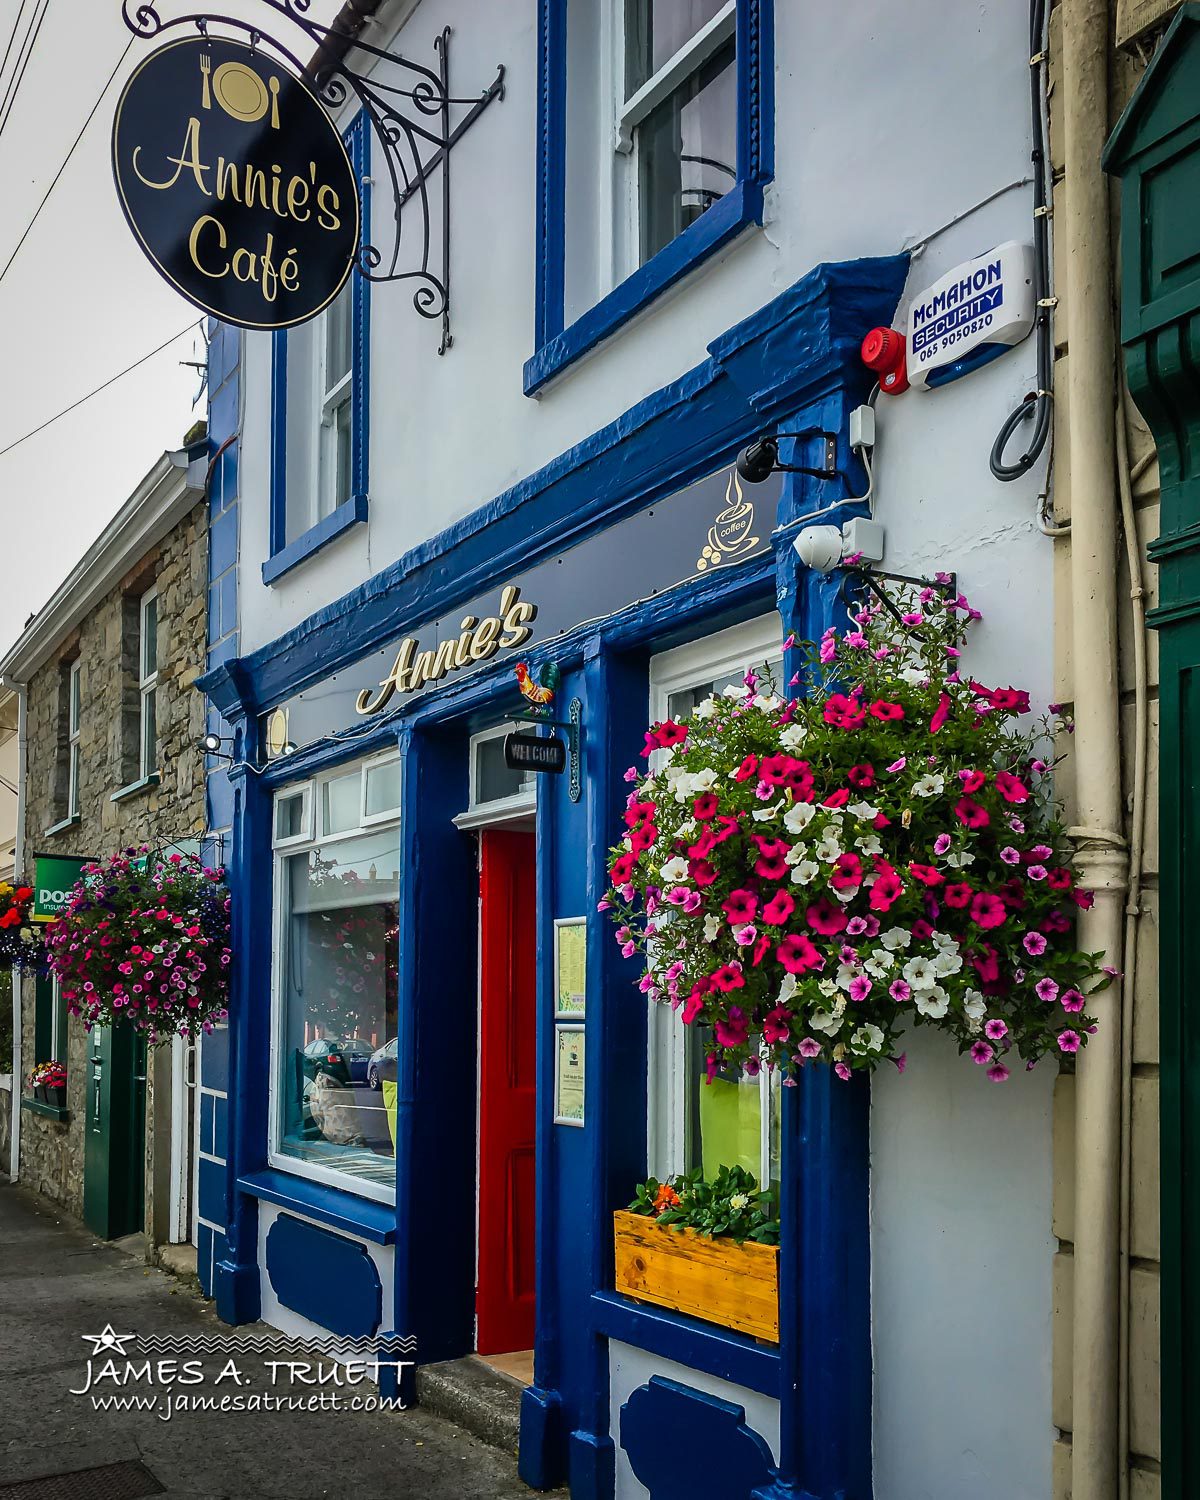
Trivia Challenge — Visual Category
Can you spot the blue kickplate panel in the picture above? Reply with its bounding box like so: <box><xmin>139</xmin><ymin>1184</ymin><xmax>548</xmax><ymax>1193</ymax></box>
<box><xmin>265</xmin><ymin>1213</ymin><xmax>382</xmax><ymax>1339</ymax></box>
<box><xmin>621</xmin><ymin>1376</ymin><xmax>775</xmax><ymax>1500</ymax></box>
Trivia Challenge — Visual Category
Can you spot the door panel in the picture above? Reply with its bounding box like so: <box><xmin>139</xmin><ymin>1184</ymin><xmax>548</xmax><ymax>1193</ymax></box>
<box><xmin>83</xmin><ymin>1025</ymin><xmax>146</xmax><ymax>1240</ymax></box>
<box><xmin>476</xmin><ymin>829</ymin><xmax>537</xmax><ymax>1355</ymax></box>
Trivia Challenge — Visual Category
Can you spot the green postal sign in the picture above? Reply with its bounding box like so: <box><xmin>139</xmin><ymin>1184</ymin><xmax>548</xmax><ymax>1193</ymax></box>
<box><xmin>32</xmin><ymin>853</ymin><xmax>90</xmax><ymax>924</ymax></box>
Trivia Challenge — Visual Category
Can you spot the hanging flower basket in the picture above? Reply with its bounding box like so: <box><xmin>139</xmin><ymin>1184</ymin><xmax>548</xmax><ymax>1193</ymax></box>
<box><xmin>28</xmin><ymin>1058</ymin><xmax>66</xmax><ymax>1107</ymax></box>
<box><xmin>45</xmin><ymin>847</ymin><xmax>231</xmax><ymax>1044</ymax></box>
<box><xmin>604</xmin><ymin>578</ymin><xmax>1112</xmax><ymax>1083</ymax></box>
<box><xmin>0</xmin><ymin>879</ymin><xmax>45</xmax><ymax>972</ymax></box>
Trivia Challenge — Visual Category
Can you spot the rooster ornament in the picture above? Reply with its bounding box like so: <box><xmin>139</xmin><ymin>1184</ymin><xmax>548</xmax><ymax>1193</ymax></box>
<box><xmin>514</xmin><ymin>660</ymin><xmax>561</xmax><ymax>718</ymax></box>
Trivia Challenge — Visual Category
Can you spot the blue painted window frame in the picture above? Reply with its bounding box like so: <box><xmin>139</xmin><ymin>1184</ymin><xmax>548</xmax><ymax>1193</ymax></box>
<box><xmin>525</xmin><ymin>0</ymin><xmax>775</xmax><ymax>396</ymax></box>
<box><xmin>264</xmin><ymin>112</ymin><xmax>371</xmax><ymax>586</ymax></box>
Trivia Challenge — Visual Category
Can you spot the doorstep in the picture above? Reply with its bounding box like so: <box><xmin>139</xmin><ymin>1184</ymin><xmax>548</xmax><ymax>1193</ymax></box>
<box><xmin>157</xmin><ymin>1241</ymin><xmax>199</xmax><ymax>1281</ymax></box>
<box><xmin>415</xmin><ymin>1355</ymin><xmax>524</xmax><ymax>1457</ymax></box>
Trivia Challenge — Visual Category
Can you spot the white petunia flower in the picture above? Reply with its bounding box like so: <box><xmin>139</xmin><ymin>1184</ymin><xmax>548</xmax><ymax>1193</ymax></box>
<box><xmin>722</xmin><ymin>684</ymin><xmax>744</xmax><ymax>699</ymax></box>
<box><xmin>902</xmin><ymin>956</ymin><xmax>938</xmax><ymax>990</ymax></box>
<box><xmin>690</xmin><ymin>768</ymin><xmax>718</xmax><ymax>793</ymax></box>
<box><xmin>703</xmin><ymin>914</ymin><xmax>722</xmax><ymax>944</ymax></box>
<box><xmin>864</xmin><ymin>950</ymin><xmax>896</xmax><ymax>977</ymax></box>
<box><xmin>753</xmin><ymin>799</ymin><xmax>786</xmax><ymax>822</ymax></box>
<box><xmin>776</xmin><ymin>972</ymin><xmax>798</xmax><ymax>1005</ymax></box>
<box><xmin>753</xmin><ymin>694</ymin><xmax>783</xmax><ymax>713</ymax></box>
<box><xmin>855</xmin><ymin>835</ymin><xmax>883</xmax><ymax>857</ymax></box>
<box><xmin>880</xmin><ymin>926</ymin><xmax>912</xmax><ymax>951</ymax></box>
<box><xmin>944</xmin><ymin>850</ymin><xmax>977</xmax><ymax>869</ymax></box>
<box><xmin>693</xmin><ymin>697</ymin><xmax>718</xmax><ymax>719</ymax></box>
<box><xmin>659</xmin><ymin>856</ymin><xmax>689</xmax><ymax>883</ymax></box>
<box><xmin>851</xmin><ymin>1023</ymin><xmax>885</xmax><ymax>1053</ymax></box>
<box><xmin>962</xmin><ymin>989</ymin><xmax>987</xmax><ymax>1021</ymax></box>
<box><xmin>815</xmin><ymin>835</ymin><xmax>843</xmax><ymax>864</ymax></box>
<box><xmin>847</xmin><ymin>801</ymin><xmax>878</xmax><ymax>820</ymax></box>
<box><xmin>835</xmin><ymin>963</ymin><xmax>860</xmax><ymax>991</ymax></box>
<box><xmin>912</xmin><ymin>774</ymin><xmax>945</xmax><ymax>797</ymax></box>
<box><xmin>899</xmin><ymin>666</ymin><xmax>928</xmax><ymax>686</ymax></box>
<box><xmin>780</xmin><ymin>723</ymin><xmax>806</xmax><ymax>749</ymax></box>
<box><xmin>914</xmin><ymin>985</ymin><xmax>950</xmax><ymax>1019</ymax></box>
<box><xmin>791</xmin><ymin>860</ymin><xmax>821</xmax><ymax>886</ymax></box>
<box><xmin>932</xmin><ymin>949</ymin><xmax>963</xmax><ymax>978</ymax></box>
<box><xmin>809</xmin><ymin>1007</ymin><xmax>842</xmax><ymax>1036</ymax></box>
<box><xmin>784</xmin><ymin>801</ymin><xmax>817</xmax><ymax>834</ymax></box>
<box><xmin>818</xmin><ymin>978</ymin><xmax>839</xmax><ymax>998</ymax></box>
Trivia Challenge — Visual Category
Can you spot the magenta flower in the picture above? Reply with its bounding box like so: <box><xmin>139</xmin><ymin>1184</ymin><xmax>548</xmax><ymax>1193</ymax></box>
<box><xmin>849</xmin><ymin>976</ymin><xmax>873</xmax><ymax>1003</ymax></box>
<box><xmin>1027</xmin><ymin>865</ymin><xmax>1048</xmax><ymax>882</ymax></box>
<box><xmin>984</xmin><ymin>1018</ymin><xmax>1008</xmax><ymax>1041</ymax></box>
<box><xmin>933</xmin><ymin>834</ymin><xmax>952</xmax><ymax>856</ymax></box>
<box><xmin>715</xmin><ymin>1008</ymin><xmax>749</xmax><ymax>1048</ymax></box>
<box><xmin>971</xmin><ymin>1041</ymin><xmax>994</xmax><ymax>1065</ymax></box>
<box><xmin>711</xmin><ymin>964</ymin><xmax>746</xmax><ymax>993</ymax></box>
<box><xmin>929</xmin><ymin>693</ymin><xmax>951</xmax><ymax>733</ymax></box>
<box><xmin>1023</xmin><ymin>931</ymin><xmax>1048</xmax><ymax>956</ymax></box>
<box><xmin>761</xmin><ymin>889</ymin><xmax>796</xmax><ymax>927</ymax></box>
<box><xmin>954</xmin><ymin>797</ymin><xmax>990</xmax><ymax>830</ymax></box>
<box><xmin>763</xmin><ymin>1006</ymin><xmax>791</xmax><ymax>1045</ymax></box>
<box><xmin>834</xmin><ymin>1061</ymin><xmax>852</xmax><ymax>1081</ymax></box>
<box><xmin>1060</xmin><ymin>988</ymin><xmax>1086</xmax><ymax>1013</ymax></box>
<box><xmin>970</xmin><ymin>892</ymin><xmax>1007</xmax><ymax>930</ymax></box>
<box><xmin>1058</xmin><ymin>1030</ymin><xmax>1081</xmax><ymax>1053</ymax></box>
<box><xmin>1035</xmin><ymin>977</ymin><xmax>1060</xmax><ymax>1003</ymax></box>
<box><xmin>987</xmin><ymin>1063</ymin><xmax>1011</xmax><ymax>1083</ymax></box>
<box><xmin>723</xmin><ymin>889</ymin><xmax>758</xmax><ymax>925</ymax></box>
<box><xmin>889</xmin><ymin>980</ymin><xmax>912</xmax><ymax>1002</ymax></box>
<box><xmin>886</xmin><ymin>757</ymin><xmax>907</xmax><ymax>772</ymax></box>
<box><xmin>777</xmin><ymin>933</ymin><xmax>823</xmax><ymax>974</ymax></box>
<box><xmin>806</xmin><ymin>897</ymin><xmax>848</xmax><ymax>936</ymax></box>
<box><xmin>995</xmin><ymin>770</ymin><xmax>1029</xmax><ymax>803</ymax></box>
<box><xmin>798</xmin><ymin>1037</ymin><xmax>822</xmax><ymax>1059</ymax></box>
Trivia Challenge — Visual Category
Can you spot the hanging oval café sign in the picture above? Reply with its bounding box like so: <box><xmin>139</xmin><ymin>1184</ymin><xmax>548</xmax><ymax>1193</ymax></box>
<box><xmin>112</xmin><ymin>35</ymin><xmax>360</xmax><ymax>330</ymax></box>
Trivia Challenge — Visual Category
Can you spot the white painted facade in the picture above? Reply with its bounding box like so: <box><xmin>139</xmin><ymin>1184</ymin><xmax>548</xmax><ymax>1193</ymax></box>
<box><xmin>234</xmin><ymin>2</ymin><xmax>1057</xmax><ymax>1494</ymax></box>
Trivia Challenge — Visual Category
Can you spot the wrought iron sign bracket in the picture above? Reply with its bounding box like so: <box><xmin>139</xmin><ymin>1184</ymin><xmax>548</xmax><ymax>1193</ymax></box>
<box><xmin>516</xmin><ymin>700</ymin><xmax>584</xmax><ymax>803</ymax></box>
<box><xmin>121</xmin><ymin>2</ymin><xmax>505</xmax><ymax>353</ymax></box>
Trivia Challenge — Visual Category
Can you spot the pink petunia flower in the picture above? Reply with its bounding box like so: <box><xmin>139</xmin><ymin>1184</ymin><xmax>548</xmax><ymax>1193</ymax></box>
<box><xmin>798</xmin><ymin>1037</ymin><xmax>822</xmax><ymax>1059</ymax></box>
<box><xmin>929</xmin><ymin>693</ymin><xmax>951</xmax><ymax>733</ymax></box>
<box><xmin>834</xmin><ymin>1061</ymin><xmax>852</xmax><ymax>1081</ymax></box>
<box><xmin>933</xmin><ymin>834</ymin><xmax>952</xmax><ymax>856</ymax></box>
<box><xmin>889</xmin><ymin>980</ymin><xmax>912</xmax><ymax>1002</ymax></box>
<box><xmin>1035</xmin><ymin>977</ymin><xmax>1060</xmax><ymax>1003</ymax></box>
<box><xmin>971</xmin><ymin>1041</ymin><xmax>994</xmax><ymax>1065</ymax></box>
<box><xmin>970</xmin><ymin>892</ymin><xmax>1007</xmax><ymax>929</ymax></box>
<box><xmin>995</xmin><ymin>770</ymin><xmax>1030</xmax><ymax>804</ymax></box>
<box><xmin>806</xmin><ymin>897</ymin><xmax>848</xmax><ymax>936</ymax></box>
<box><xmin>723</xmin><ymin>889</ymin><xmax>758</xmax><ymax>925</ymax></box>
<box><xmin>987</xmin><ymin>1063</ymin><xmax>1011</xmax><ymax>1083</ymax></box>
<box><xmin>761</xmin><ymin>889</ymin><xmax>796</xmax><ymax>926</ymax></box>
<box><xmin>984</xmin><ymin>1018</ymin><xmax>1008</xmax><ymax>1041</ymax></box>
<box><xmin>1060</xmin><ymin>989</ymin><xmax>1086</xmax><ymax>1013</ymax></box>
<box><xmin>1058</xmin><ymin>1030</ymin><xmax>1081</xmax><ymax>1053</ymax></box>
<box><xmin>849</xmin><ymin>976</ymin><xmax>873</xmax><ymax>1003</ymax></box>
<box><xmin>954</xmin><ymin>797</ymin><xmax>990</xmax><ymax>830</ymax></box>
<box><xmin>777</xmin><ymin>933</ymin><xmax>823</xmax><ymax>973</ymax></box>
<box><xmin>1023</xmin><ymin>931</ymin><xmax>1048</xmax><ymax>956</ymax></box>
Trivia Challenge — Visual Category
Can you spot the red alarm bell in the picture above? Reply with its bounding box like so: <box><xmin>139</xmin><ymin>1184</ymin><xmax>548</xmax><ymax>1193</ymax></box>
<box><xmin>862</xmin><ymin>326</ymin><xmax>909</xmax><ymax>395</ymax></box>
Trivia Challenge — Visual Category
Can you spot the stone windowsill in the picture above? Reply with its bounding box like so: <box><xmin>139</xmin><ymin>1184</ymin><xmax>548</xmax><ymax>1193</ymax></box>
<box><xmin>111</xmin><ymin>772</ymin><xmax>160</xmax><ymax>804</ymax></box>
<box><xmin>43</xmin><ymin>814</ymin><xmax>81</xmax><ymax>838</ymax></box>
<box><xmin>21</xmin><ymin>1097</ymin><xmax>69</xmax><ymax>1122</ymax></box>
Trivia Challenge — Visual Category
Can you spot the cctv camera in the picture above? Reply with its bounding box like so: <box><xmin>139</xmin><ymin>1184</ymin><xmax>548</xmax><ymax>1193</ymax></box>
<box><xmin>793</xmin><ymin>524</ymin><xmax>844</xmax><ymax>573</ymax></box>
<box><xmin>735</xmin><ymin>436</ymin><xmax>779</xmax><ymax>485</ymax></box>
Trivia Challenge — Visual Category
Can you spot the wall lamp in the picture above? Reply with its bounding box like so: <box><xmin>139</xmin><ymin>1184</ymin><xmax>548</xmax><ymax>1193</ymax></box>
<box><xmin>195</xmin><ymin>732</ymin><xmax>234</xmax><ymax>764</ymax></box>
<box><xmin>735</xmin><ymin>429</ymin><xmax>841</xmax><ymax>486</ymax></box>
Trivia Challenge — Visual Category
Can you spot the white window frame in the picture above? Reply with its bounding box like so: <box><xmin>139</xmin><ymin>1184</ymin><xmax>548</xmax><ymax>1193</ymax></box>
<box><xmin>612</xmin><ymin>0</ymin><xmax>737</xmax><ymax>278</ymax></box>
<box><xmin>138</xmin><ymin>586</ymin><xmax>158</xmax><ymax>780</ymax></box>
<box><xmin>50</xmin><ymin>972</ymin><xmax>65</xmax><ymax>1062</ymax></box>
<box><xmin>267</xmin><ymin>759</ymin><xmax>401</xmax><ymax>1205</ymax></box>
<box><xmin>314</xmin><ymin>293</ymin><xmax>354</xmax><ymax>525</ymax></box>
<box><xmin>272</xmin><ymin>782</ymin><xmax>314</xmax><ymax>850</ymax></box>
<box><xmin>646</xmin><ymin>612</ymin><xmax>782</xmax><ymax>1184</ymax></box>
<box><xmin>67</xmin><ymin>659</ymin><xmax>81</xmax><ymax>819</ymax></box>
<box><xmin>360</xmin><ymin>750</ymin><xmax>402</xmax><ymax>828</ymax></box>
<box><xmin>452</xmin><ymin>722</ymin><xmax>537</xmax><ymax>831</ymax></box>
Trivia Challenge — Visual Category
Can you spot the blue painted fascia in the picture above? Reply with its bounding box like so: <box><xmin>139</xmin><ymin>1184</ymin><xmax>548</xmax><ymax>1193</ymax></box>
<box><xmin>199</xmin><ymin>253</ymin><xmax>908</xmax><ymax>718</ymax></box>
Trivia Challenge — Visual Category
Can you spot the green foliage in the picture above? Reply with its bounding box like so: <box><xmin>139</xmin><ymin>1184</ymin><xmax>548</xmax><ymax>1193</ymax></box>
<box><xmin>629</xmin><ymin>1164</ymin><xmax>779</xmax><ymax>1245</ymax></box>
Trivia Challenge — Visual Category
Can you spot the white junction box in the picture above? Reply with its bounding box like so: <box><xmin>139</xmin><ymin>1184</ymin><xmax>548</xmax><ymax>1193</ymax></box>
<box><xmin>906</xmin><ymin>240</ymin><xmax>1036</xmax><ymax>391</ymax></box>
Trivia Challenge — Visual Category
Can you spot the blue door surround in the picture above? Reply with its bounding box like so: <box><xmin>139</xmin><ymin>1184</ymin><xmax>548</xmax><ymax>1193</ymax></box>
<box><xmin>200</xmin><ymin>252</ymin><xmax>907</xmax><ymax>1499</ymax></box>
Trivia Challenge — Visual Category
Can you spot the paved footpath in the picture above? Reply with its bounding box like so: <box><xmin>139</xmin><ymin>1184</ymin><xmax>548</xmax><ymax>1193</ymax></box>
<box><xmin>0</xmin><ymin>1179</ymin><xmax>543</xmax><ymax>1499</ymax></box>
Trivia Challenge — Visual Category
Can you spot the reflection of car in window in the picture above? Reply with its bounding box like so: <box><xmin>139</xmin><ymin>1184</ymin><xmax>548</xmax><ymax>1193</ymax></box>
<box><xmin>367</xmin><ymin>1037</ymin><xmax>398</xmax><ymax>1090</ymax></box>
<box><xmin>300</xmin><ymin>1036</ymin><xmax>375</xmax><ymax>1088</ymax></box>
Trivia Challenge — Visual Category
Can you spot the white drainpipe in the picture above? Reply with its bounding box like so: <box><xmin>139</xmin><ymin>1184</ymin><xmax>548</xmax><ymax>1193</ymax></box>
<box><xmin>1061</xmin><ymin>2</ymin><xmax>1128</xmax><ymax>1496</ymax></box>
<box><xmin>9</xmin><ymin>682</ymin><xmax>27</xmax><ymax>1182</ymax></box>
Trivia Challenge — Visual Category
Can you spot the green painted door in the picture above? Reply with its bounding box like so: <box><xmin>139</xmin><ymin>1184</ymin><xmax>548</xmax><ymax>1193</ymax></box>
<box><xmin>82</xmin><ymin>1024</ymin><xmax>146</xmax><ymax>1240</ymax></box>
<box><xmin>1105</xmin><ymin>11</ymin><xmax>1200</xmax><ymax>1496</ymax></box>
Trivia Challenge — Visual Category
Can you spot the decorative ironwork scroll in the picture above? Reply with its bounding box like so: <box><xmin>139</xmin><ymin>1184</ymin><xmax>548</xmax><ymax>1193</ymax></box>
<box><xmin>121</xmin><ymin>1</ymin><xmax>504</xmax><ymax>352</ymax></box>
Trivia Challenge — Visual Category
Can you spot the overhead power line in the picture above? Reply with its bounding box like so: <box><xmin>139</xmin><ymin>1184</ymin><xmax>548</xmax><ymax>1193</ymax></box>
<box><xmin>0</xmin><ymin>31</ymin><xmax>134</xmax><ymax>288</ymax></box>
<box><xmin>0</xmin><ymin>1</ymin><xmax>33</xmax><ymax>96</ymax></box>
<box><xmin>0</xmin><ymin>0</ymin><xmax>50</xmax><ymax>144</ymax></box>
<box><xmin>0</xmin><ymin>322</ymin><xmax>202</xmax><ymax>462</ymax></box>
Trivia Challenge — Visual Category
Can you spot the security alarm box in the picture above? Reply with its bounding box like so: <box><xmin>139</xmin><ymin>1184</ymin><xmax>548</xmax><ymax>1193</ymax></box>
<box><xmin>906</xmin><ymin>241</ymin><xmax>1036</xmax><ymax>391</ymax></box>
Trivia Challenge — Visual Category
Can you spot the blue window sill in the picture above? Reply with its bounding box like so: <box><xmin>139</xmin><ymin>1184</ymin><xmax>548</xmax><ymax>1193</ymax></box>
<box><xmin>524</xmin><ymin>180</ymin><xmax>764</xmax><ymax>396</ymax></box>
<box><xmin>262</xmin><ymin>493</ymin><xmax>368</xmax><ymax>586</ymax></box>
<box><xmin>591</xmin><ymin>1289</ymin><xmax>779</xmax><ymax>1398</ymax></box>
<box><xmin>111</xmin><ymin>772</ymin><xmax>160</xmax><ymax>803</ymax></box>
<box><xmin>43</xmin><ymin>814</ymin><xmax>81</xmax><ymax>838</ymax></box>
<box><xmin>238</xmin><ymin>1167</ymin><xmax>396</xmax><ymax>1245</ymax></box>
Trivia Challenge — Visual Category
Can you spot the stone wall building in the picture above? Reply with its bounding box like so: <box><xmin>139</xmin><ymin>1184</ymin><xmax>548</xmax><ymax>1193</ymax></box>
<box><xmin>0</xmin><ymin>433</ymin><xmax>209</xmax><ymax>1255</ymax></box>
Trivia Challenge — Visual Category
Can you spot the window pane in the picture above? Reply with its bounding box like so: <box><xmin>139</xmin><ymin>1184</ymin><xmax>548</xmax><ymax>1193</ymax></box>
<box><xmin>69</xmin><ymin>665</ymin><xmax>80</xmax><ymax>734</ymax></box>
<box><xmin>638</xmin><ymin>42</ymin><xmax>736</xmax><ymax>264</ymax></box>
<box><xmin>364</xmin><ymin>759</ymin><xmax>401</xmax><ymax>818</ymax></box>
<box><xmin>687</xmin><ymin>1026</ymin><xmax>762</xmax><ymax>1179</ymax></box>
<box><xmin>324</xmin><ymin>289</ymin><xmax>352</xmax><ymax>395</ymax></box>
<box><xmin>335</xmin><ymin>396</ymin><xmax>352</xmax><ymax>506</ymax></box>
<box><xmin>475</xmin><ymin>734</ymin><xmax>535</xmax><ymax>805</ymax></box>
<box><xmin>276</xmin><ymin>829</ymin><xmax>400</xmax><ymax>1191</ymax></box>
<box><xmin>276</xmin><ymin>791</ymin><xmax>307</xmax><ymax>842</ymax></box>
<box><xmin>322</xmin><ymin>772</ymin><xmax>360</xmax><ymax>835</ymax></box>
<box><xmin>626</xmin><ymin>0</ymin><xmax>730</xmax><ymax>94</ymax></box>
<box><xmin>69</xmin><ymin>743</ymin><xmax>80</xmax><ymax>817</ymax></box>
<box><xmin>141</xmin><ymin>688</ymin><xmax>157</xmax><ymax>776</ymax></box>
<box><xmin>141</xmin><ymin>594</ymin><xmax>158</xmax><ymax>680</ymax></box>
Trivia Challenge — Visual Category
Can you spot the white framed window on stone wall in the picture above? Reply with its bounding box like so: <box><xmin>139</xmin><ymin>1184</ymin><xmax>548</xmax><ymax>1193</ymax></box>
<box><xmin>615</xmin><ymin>0</ymin><xmax>738</xmax><ymax>272</ymax></box>
<box><xmin>317</xmin><ymin>286</ymin><xmax>354</xmax><ymax>524</ymax></box>
<box><xmin>67</xmin><ymin>658</ymin><xmax>81</xmax><ymax>820</ymax></box>
<box><xmin>138</xmin><ymin>586</ymin><xmax>158</xmax><ymax>780</ymax></box>
<box><xmin>268</xmin><ymin>753</ymin><xmax>401</xmax><ymax>1203</ymax></box>
<box><xmin>647</xmin><ymin>613</ymin><xmax>784</xmax><ymax>1192</ymax></box>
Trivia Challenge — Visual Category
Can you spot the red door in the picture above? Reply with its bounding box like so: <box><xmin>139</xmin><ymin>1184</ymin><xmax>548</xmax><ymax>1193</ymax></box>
<box><xmin>476</xmin><ymin>829</ymin><xmax>537</xmax><ymax>1355</ymax></box>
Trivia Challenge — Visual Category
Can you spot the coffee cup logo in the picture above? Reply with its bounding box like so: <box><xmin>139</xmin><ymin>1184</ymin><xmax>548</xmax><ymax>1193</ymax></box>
<box><xmin>697</xmin><ymin>471</ymin><xmax>759</xmax><ymax>571</ymax></box>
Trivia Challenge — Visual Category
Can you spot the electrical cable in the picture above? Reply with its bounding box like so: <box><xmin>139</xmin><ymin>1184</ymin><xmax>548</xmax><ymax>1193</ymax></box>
<box><xmin>0</xmin><ymin>0</ymin><xmax>49</xmax><ymax>144</ymax></box>
<box><xmin>990</xmin><ymin>0</ymin><xmax>1053</xmax><ymax>481</ymax></box>
<box><xmin>0</xmin><ymin>0</ymin><xmax>33</xmax><ymax>101</ymax></box>
<box><xmin>0</xmin><ymin>33</ymin><xmax>134</xmax><ymax>289</ymax></box>
<box><xmin>0</xmin><ymin>322</ymin><xmax>202</xmax><ymax>462</ymax></box>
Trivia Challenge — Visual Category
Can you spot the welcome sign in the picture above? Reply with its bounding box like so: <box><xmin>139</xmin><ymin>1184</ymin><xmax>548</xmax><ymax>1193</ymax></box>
<box><xmin>112</xmin><ymin>36</ymin><xmax>360</xmax><ymax>330</ymax></box>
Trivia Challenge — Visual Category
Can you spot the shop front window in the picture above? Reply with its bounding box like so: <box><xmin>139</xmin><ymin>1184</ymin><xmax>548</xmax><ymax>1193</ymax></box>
<box><xmin>271</xmin><ymin>754</ymin><xmax>400</xmax><ymax>1201</ymax></box>
<box><xmin>647</xmin><ymin>615</ymin><xmax>783</xmax><ymax>1192</ymax></box>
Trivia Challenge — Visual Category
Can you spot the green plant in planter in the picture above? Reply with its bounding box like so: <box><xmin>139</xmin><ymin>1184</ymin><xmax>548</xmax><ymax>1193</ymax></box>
<box><xmin>630</xmin><ymin>1164</ymin><xmax>779</xmax><ymax>1246</ymax></box>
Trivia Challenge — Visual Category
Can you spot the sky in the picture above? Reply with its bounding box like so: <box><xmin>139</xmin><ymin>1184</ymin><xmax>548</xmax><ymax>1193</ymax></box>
<box><xmin>0</xmin><ymin>0</ymin><xmax>342</xmax><ymax>658</ymax></box>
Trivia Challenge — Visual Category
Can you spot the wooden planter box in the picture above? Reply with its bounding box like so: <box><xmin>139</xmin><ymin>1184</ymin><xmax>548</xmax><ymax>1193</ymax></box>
<box><xmin>612</xmin><ymin>1209</ymin><xmax>779</xmax><ymax>1343</ymax></box>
